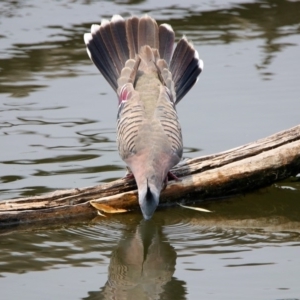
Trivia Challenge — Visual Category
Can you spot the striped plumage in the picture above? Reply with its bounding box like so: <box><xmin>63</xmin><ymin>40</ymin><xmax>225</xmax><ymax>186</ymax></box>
<box><xmin>84</xmin><ymin>15</ymin><xmax>203</xmax><ymax>219</ymax></box>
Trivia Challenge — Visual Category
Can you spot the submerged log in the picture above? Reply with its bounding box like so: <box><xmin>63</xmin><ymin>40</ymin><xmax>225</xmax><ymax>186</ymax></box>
<box><xmin>1</xmin><ymin>124</ymin><xmax>300</xmax><ymax>227</ymax></box>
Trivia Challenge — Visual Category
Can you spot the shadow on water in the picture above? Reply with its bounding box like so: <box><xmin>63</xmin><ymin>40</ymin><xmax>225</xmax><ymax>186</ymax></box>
<box><xmin>0</xmin><ymin>212</ymin><xmax>188</xmax><ymax>298</ymax></box>
<box><xmin>84</xmin><ymin>219</ymin><xmax>186</xmax><ymax>300</ymax></box>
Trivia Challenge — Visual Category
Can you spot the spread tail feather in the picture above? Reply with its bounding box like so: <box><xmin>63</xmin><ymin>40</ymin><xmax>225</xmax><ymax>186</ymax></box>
<box><xmin>84</xmin><ymin>24</ymin><xmax>119</xmax><ymax>91</ymax></box>
<box><xmin>170</xmin><ymin>37</ymin><xmax>203</xmax><ymax>104</ymax></box>
<box><xmin>84</xmin><ymin>15</ymin><xmax>203</xmax><ymax>102</ymax></box>
<box><xmin>138</xmin><ymin>15</ymin><xmax>159</xmax><ymax>50</ymax></box>
<box><xmin>126</xmin><ymin>17</ymin><xmax>139</xmax><ymax>59</ymax></box>
<box><xmin>159</xmin><ymin>23</ymin><xmax>175</xmax><ymax>65</ymax></box>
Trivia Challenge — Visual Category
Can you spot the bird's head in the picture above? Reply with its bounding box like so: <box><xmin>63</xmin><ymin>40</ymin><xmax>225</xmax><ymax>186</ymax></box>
<box><xmin>138</xmin><ymin>179</ymin><xmax>161</xmax><ymax>220</ymax></box>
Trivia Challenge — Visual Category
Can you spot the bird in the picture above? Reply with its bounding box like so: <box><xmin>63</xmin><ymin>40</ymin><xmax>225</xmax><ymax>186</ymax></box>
<box><xmin>84</xmin><ymin>15</ymin><xmax>203</xmax><ymax>219</ymax></box>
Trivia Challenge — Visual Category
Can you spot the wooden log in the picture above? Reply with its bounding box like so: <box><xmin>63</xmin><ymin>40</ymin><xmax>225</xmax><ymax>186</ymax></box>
<box><xmin>0</xmin><ymin>124</ymin><xmax>300</xmax><ymax>227</ymax></box>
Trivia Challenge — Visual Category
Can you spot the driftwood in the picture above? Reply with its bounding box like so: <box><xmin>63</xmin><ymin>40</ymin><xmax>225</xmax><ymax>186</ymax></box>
<box><xmin>1</xmin><ymin>124</ymin><xmax>300</xmax><ymax>227</ymax></box>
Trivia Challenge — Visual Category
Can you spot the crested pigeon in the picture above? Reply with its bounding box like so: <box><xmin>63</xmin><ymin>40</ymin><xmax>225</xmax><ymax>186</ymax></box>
<box><xmin>84</xmin><ymin>15</ymin><xmax>203</xmax><ymax>219</ymax></box>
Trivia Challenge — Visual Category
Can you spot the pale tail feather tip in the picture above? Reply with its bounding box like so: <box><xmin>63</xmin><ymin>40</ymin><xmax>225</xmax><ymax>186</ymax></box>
<box><xmin>199</xmin><ymin>58</ymin><xmax>204</xmax><ymax>71</ymax></box>
<box><xmin>194</xmin><ymin>49</ymin><xmax>199</xmax><ymax>60</ymax></box>
<box><xmin>91</xmin><ymin>24</ymin><xmax>100</xmax><ymax>34</ymax></box>
<box><xmin>101</xmin><ymin>19</ymin><xmax>109</xmax><ymax>26</ymax></box>
<box><xmin>111</xmin><ymin>15</ymin><xmax>124</xmax><ymax>22</ymax></box>
<box><xmin>84</xmin><ymin>33</ymin><xmax>92</xmax><ymax>45</ymax></box>
<box><xmin>160</xmin><ymin>23</ymin><xmax>173</xmax><ymax>32</ymax></box>
<box><xmin>194</xmin><ymin>49</ymin><xmax>204</xmax><ymax>71</ymax></box>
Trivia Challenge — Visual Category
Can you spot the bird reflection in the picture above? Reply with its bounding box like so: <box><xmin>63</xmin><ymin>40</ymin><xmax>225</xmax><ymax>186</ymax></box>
<box><xmin>84</xmin><ymin>219</ymin><xmax>186</xmax><ymax>300</ymax></box>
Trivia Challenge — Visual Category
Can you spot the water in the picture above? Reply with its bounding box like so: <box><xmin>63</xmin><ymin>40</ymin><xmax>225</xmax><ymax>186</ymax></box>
<box><xmin>1</xmin><ymin>198</ymin><xmax>300</xmax><ymax>299</ymax></box>
<box><xmin>0</xmin><ymin>0</ymin><xmax>300</xmax><ymax>299</ymax></box>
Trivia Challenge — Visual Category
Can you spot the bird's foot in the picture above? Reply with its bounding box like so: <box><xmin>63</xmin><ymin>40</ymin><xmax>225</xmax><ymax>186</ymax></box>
<box><xmin>163</xmin><ymin>171</ymin><xmax>181</xmax><ymax>189</ymax></box>
<box><xmin>123</xmin><ymin>167</ymin><xmax>135</xmax><ymax>180</ymax></box>
<box><xmin>167</xmin><ymin>171</ymin><xmax>181</xmax><ymax>182</ymax></box>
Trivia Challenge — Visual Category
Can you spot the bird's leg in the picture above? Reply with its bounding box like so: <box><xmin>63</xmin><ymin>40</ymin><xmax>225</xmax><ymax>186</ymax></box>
<box><xmin>167</xmin><ymin>171</ymin><xmax>181</xmax><ymax>182</ymax></box>
<box><xmin>163</xmin><ymin>171</ymin><xmax>181</xmax><ymax>189</ymax></box>
<box><xmin>123</xmin><ymin>166</ymin><xmax>135</xmax><ymax>180</ymax></box>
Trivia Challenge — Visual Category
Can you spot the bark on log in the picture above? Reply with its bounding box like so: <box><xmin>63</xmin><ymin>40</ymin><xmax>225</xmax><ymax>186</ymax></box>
<box><xmin>1</xmin><ymin>124</ymin><xmax>300</xmax><ymax>227</ymax></box>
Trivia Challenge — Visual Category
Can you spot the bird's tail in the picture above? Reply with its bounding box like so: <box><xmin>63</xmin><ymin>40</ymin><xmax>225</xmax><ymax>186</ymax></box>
<box><xmin>84</xmin><ymin>15</ymin><xmax>203</xmax><ymax>103</ymax></box>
